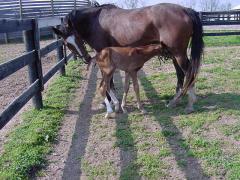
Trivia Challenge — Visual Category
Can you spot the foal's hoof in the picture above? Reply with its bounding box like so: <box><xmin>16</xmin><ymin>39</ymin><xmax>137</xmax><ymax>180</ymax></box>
<box><xmin>185</xmin><ymin>107</ymin><xmax>194</xmax><ymax>114</ymax></box>
<box><xmin>121</xmin><ymin>107</ymin><xmax>128</xmax><ymax>114</ymax></box>
<box><xmin>105</xmin><ymin>112</ymin><xmax>114</xmax><ymax>119</ymax></box>
<box><xmin>99</xmin><ymin>102</ymin><xmax>106</xmax><ymax>110</ymax></box>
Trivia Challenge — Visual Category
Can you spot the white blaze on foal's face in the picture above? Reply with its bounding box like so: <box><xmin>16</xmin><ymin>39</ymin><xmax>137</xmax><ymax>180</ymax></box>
<box><xmin>66</xmin><ymin>35</ymin><xmax>83</xmax><ymax>56</ymax></box>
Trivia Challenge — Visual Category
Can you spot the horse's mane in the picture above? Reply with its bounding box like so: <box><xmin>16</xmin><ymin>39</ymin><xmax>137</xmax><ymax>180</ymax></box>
<box><xmin>94</xmin><ymin>3</ymin><xmax>119</xmax><ymax>9</ymax></box>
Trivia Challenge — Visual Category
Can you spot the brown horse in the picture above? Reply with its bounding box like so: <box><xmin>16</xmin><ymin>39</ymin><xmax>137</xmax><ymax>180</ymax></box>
<box><xmin>53</xmin><ymin>3</ymin><xmax>204</xmax><ymax>113</ymax></box>
<box><xmin>95</xmin><ymin>44</ymin><xmax>165</xmax><ymax>118</ymax></box>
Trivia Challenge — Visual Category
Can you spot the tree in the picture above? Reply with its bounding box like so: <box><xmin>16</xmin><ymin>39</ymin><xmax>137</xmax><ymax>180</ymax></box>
<box><xmin>181</xmin><ymin>0</ymin><xmax>197</xmax><ymax>9</ymax></box>
<box><xmin>118</xmin><ymin>0</ymin><xmax>146</xmax><ymax>9</ymax></box>
<box><xmin>200</xmin><ymin>0</ymin><xmax>220</xmax><ymax>11</ymax></box>
<box><xmin>219</xmin><ymin>2</ymin><xmax>232</xmax><ymax>11</ymax></box>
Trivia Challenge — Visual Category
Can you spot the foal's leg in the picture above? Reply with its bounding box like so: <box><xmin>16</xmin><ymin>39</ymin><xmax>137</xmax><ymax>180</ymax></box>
<box><xmin>130</xmin><ymin>71</ymin><xmax>147</xmax><ymax>114</ymax></box>
<box><xmin>104</xmin><ymin>96</ymin><xmax>113</xmax><ymax>118</ymax></box>
<box><xmin>108</xmin><ymin>90</ymin><xmax>120</xmax><ymax>112</ymax></box>
<box><xmin>121</xmin><ymin>72</ymin><xmax>130</xmax><ymax>113</ymax></box>
<box><xmin>100</xmin><ymin>79</ymin><xmax>114</xmax><ymax>118</ymax></box>
<box><xmin>106</xmin><ymin>74</ymin><xmax>120</xmax><ymax>113</ymax></box>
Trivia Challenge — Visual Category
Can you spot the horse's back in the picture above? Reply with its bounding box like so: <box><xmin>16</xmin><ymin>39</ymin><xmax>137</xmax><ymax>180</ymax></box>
<box><xmin>99</xmin><ymin>3</ymin><xmax>193</xmax><ymax>50</ymax></box>
<box><xmin>150</xmin><ymin>4</ymin><xmax>193</xmax><ymax>49</ymax></box>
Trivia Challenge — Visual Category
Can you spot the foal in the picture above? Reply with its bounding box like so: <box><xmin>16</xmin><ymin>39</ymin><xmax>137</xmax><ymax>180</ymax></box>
<box><xmin>94</xmin><ymin>44</ymin><xmax>165</xmax><ymax>118</ymax></box>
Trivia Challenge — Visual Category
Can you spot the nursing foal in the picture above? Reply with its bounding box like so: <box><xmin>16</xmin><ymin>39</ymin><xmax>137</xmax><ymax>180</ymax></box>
<box><xmin>94</xmin><ymin>43</ymin><xmax>166</xmax><ymax>118</ymax></box>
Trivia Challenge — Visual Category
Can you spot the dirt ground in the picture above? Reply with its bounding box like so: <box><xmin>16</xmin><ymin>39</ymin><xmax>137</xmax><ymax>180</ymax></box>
<box><xmin>0</xmin><ymin>40</ymin><xmax>59</xmax><ymax>153</ymax></box>
<box><xmin>1</xmin><ymin>45</ymin><xmax>240</xmax><ymax>179</ymax></box>
<box><xmin>37</xmin><ymin>46</ymin><xmax>240</xmax><ymax>179</ymax></box>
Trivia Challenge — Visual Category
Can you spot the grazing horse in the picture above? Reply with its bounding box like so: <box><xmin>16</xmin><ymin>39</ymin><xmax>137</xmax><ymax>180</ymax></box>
<box><xmin>53</xmin><ymin>3</ymin><xmax>204</xmax><ymax>113</ymax></box>
<box><xmin>94</xmin><ymin>43</ymin><xmax>165</xmax><ymax>118</ymax></box>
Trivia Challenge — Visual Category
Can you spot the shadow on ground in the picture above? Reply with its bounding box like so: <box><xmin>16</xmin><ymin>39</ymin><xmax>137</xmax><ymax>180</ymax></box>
<box><xmin>114</xmin><ymin>70</ymin><xmax>140</xmax><ymax>179</ymax></box>
<box><xmin>62</xmin><ymin>66</ymin><xmax>100</xmax><ymax>179</ymax></box>
<box><xmin>139</xmin><ymin>70</ymin><xmax>210</xmax><ymax>180</ymax></box>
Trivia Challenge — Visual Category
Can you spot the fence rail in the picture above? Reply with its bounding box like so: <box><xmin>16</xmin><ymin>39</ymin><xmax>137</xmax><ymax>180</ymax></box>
<box><xmin>0</xmin><ymin>0</ymin><xmax>91</xmax><ymax>19</ymax></box>
<box><xmin>201</xmin><ymin>11</ymin><xmax>240</xmax><ymax>36</ymax></box>
<box><xmin>0</xmin><ymin>17</ymin><xmax>74</xmax><ymax>129</ymax></box>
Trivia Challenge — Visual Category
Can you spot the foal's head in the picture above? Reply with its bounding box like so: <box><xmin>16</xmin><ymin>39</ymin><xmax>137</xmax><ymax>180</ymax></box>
<box><xmin>52</xmin><ymin>14</ymin><xmax>91</xmax><ymax>64</ymax></box>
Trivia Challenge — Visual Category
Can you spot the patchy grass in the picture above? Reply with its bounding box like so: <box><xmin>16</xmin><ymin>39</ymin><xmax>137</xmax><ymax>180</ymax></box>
<box><xmin>0</xmin><ymin>60</ymin><xmax>83</xmax><ymax>179</ymax></box>
<box><xmin>67</xmin><ymin>46</ymin><xmax>240</xmax><ymax>179</ymax></box>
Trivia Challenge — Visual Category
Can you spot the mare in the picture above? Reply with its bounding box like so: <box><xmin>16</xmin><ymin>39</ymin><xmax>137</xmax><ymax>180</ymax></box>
<box><xmin>53</xmin><ymin>3</ymin><xmax>204</xmax><ymax>113</ymax></box>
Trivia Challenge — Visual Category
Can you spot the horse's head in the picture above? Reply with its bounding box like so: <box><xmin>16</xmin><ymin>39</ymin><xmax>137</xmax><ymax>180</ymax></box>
<box><xmin>52</xmin><ymin>15</ymin><xmax>91</xmax><ymax>64</ymax></box>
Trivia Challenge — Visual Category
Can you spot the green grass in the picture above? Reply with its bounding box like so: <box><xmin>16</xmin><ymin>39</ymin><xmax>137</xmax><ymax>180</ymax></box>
<box><xmin>0</xmin><ymin>60</ymin><xmax>83</xmax><ymax>179</ymax></box>
<box><xmin>204</xmin><ymin>35</ymin><xmax>240</xmax><ymax>47</ymax></box>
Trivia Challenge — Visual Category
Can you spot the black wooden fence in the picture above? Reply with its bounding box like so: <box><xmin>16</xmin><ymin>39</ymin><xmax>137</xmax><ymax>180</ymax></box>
<box><xmin>201</xmin><ymin>11</ymin><xmax>240</xmax><ymax>36</ymax></box>
<box><xmin>0</xmin><ymin>0</ymin><xmax>91</xmax><ymax>43</ymax></box>
<box><xmin>0</xmin><ymin>17</ymin><xmax>74</xmax><ymax>129</ymax></box>
<box><xmin>0</xmin><ymin>0</ymin><xmax>91</xmax><ymax>19</ymax></box>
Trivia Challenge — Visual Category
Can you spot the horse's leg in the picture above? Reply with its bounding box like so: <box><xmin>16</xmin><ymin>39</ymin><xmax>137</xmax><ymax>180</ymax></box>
<box><xmin>167</xmin><ymin>59</ymin><xmax>185</xmax><ymax>108</ymax></box>
<box><xmin>169</xmin><ymin>54</ymin><xmax>197</xmax><ymax>113</ymax></box>
<box><xmin>130</xmin><ymin>71</ymin><xmax>147</xmax><ymax>114</ymax></box>
<box><xmin>121</xmin><ymin>72</ymin><xmax>130</xmax><ymax>113</ymax></box>
<box><xmin>185</xmin><ymin>85</ymin><xmax>197</xmax><ymax>114</ymax></box>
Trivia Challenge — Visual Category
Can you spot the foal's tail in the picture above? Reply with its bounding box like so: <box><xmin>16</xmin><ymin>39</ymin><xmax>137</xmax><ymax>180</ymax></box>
<box><xmin>182</xmin><ymin>8</ymin><xmax>204</xmax><ymax>95</ymax></box>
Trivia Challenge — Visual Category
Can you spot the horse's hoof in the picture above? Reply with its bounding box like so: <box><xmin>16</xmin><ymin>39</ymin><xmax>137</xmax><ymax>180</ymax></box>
<box><xmin>166</xmin><ymin>100</ymin><xmax>177</xmax><ymax>108</ymax></box>
<box><xmin>115</xmin><ymin>103</ymin><xmax>120</xmax><ymax>113</ymax></box>
<box><xmin>121</xmin><ymin>106</ymin><xmax>128</xmax><ymax>114</ymax></box>
<box><xmin>140</xmin><ymin>109</ymin><xmax>147</xmax><ymax>115</ymax></box>
<box><xmin>185</xmin><ymin>107</ymin><xmax>194</xmax><ymax>114</ymax></box>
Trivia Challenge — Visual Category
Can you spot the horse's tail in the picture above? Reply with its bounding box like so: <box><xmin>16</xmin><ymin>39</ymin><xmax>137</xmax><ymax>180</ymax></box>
<box><xmin>182</xmin><ymin>8</ymin><xmax>204</xmax><ymax>95</ymax></box>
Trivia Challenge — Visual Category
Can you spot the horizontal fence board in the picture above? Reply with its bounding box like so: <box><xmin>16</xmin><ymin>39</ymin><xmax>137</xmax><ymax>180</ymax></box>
<box><xmin>43</xmin><ymin>57</ymin><xmax>65</xmax><ymax>84</ymax></box>
<box><xmin>203</xmin><ymin>21</ymin><xmax>240</xmax><ymax>26</ymax></box>
<box><xmin>38</xmin><ymin>17</ymin><xmax>62</xmax><ymax>28</ymax></box>
<box><xmin>66</xmin><ymin>53</ymin><xmax>73</xmax><ymax>61</ymax></box>
<box><xmin>40</xmin><ymin>40</ymin><xmax>63</xmax><ymax>56</ymax></box>
<box><xmin>204</xmin><ymin>31</ymin><xmax>240</xmax><ymax>36</ymax></box>
<box><xmin>0</xmin><ymin>50</ymin><xmax>36</xmax><ymax>80</ymax></box>
<box><xmin>0</xmin><ymin>19</ymin><xmax>33</xmax><ymax>33</ymax></box>
<box><xmin>0</xmin><ymin>79</ymin><xmax>40</xmax><ymax>129</ymax></box>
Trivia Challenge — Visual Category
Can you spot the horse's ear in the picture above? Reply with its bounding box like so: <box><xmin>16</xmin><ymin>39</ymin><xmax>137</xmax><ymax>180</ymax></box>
<box><xmin>67</xmin><ymin>18</ymin><xmax>73</xmax><ymax>29</ymax></box>
<box><xmin>52</xmin><ymin>27</ymin><xmax>64</xmax><ymax>37</ymax></box>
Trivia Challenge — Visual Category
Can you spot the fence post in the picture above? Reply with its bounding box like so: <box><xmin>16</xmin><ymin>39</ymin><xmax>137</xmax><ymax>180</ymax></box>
<box><xmin>4</xmin><ymin>33</ymin><xmax>9</xmax><ymax>44</ymax></box>
<box><xmin>23</xmin><ymin>19</ymin><xmax>43</xmax><ymax>109</ymax></box>
<box><xmin>51</xmin><ymin>0</ymin><xmax>54</xmax><ymax>16</ymax></box>
<box><xmin>74</xmin><ymin>0</ymin><xmax>77</xmax><ymax>10</ymax></box>
<box><xmin>55</xmin><ymin>28</ymin><xmax>66</xmax><ymax>75</ymax></box>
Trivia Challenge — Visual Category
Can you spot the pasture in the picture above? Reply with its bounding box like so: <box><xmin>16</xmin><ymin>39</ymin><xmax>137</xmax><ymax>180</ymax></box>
<box><xmin>71</xmin><ymin>46</ymin><xmax>240</xmax><ymax>179</ymax></box>
<box><xmin>0</xmin><ymin>37</ymin><xmax>240</xmax><ymax>179</ymax></box>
